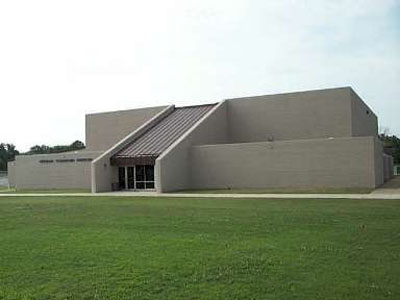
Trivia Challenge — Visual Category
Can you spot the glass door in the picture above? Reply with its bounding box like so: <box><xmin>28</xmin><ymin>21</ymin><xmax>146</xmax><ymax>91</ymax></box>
<box><xmin>118</xmin><ymin>167</ymin><xmax>126</xmax><ymax>190</ymax></box>
<box><xmin>127</xmin><ymin>167</ymin><xmax>135</xmax><ymax>189</ymax></box>
<box><xmin>135</xmin><ymin>165</ymin><xmax>145</xmax><ymax>189</ymax></box>
<box><xmin>119</xmin><ymin>165</ymin><xmax>155</xmax><ymax>190</ymax></box>
<box><xmin>145</xmin><ymin>165</ymin><xmax>155</xmax><ymax>189</ymax></box>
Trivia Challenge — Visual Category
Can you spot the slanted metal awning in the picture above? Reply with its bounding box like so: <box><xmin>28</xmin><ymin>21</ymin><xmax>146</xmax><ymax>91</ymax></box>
<box><xmin>111</xmin><ymin>104</ymin><xmax>216</xmax><ymax>166</ymax></box>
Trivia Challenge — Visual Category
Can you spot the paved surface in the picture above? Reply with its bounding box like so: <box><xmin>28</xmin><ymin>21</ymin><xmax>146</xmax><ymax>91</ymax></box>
<box><xmin>370</xmin><ymin>176</ymin><xmax>400</xmax><ymax>195</ymax></box>
<box><xmin>1</xmin><ymin>191</ymin><xmax>400</xmax><ymax>199</ymax></box>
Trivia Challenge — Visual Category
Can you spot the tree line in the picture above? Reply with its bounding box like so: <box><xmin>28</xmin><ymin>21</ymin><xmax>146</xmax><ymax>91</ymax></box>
<box><xmin>379</xmin><ymin>134</ymin><xmax>400</xmax><ymax>164</ymax></box>
<box><xmin>25</xmin><ymin>140</ymin><xmax>85</xmax><ymax>155</ymax></box>
<box><xmin>0</xmin><ymin>140</ymin><xmax>85</xmax><ymax>171</ymax></box>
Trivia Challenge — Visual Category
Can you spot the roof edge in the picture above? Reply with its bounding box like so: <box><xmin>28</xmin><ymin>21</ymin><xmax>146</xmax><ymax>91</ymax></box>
<box><xmin>85</xmin><ymin>105</ymin><xmax>169</xmax><ymax>117</ymax></box>
<box><xmin>91</xmin><ymin>105</ymin><xmax>175</xmax><ymax>166</ymax></box>
<box><xmin>175</xmin><ymin>103</ymin><xmax>218</xmax><ymax>109</ymax></box>
<box><xmin>224</xmin><ymin>86</ymin><xmax>353</xmax><ymax>101</ymax></box>
<box><xmin>156</xmin><ymin>100</ymin><xmax>225</xmax><ymax>162</ymax></box>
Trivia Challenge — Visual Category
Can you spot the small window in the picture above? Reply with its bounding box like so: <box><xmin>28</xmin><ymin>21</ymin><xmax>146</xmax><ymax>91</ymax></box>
<box><xmin>55</xmin><ymin>159</ymin><xmax>75</xmax><ymax>163</ymax></box>
<box><xmin>76</xmin><ymin>158</ymin><xmax>93</xmax><ymax>162</ymax></box>
<box><xmin>366</xmin><ymin>110</ymin><xmax>370</xmax><ymax>115</ymax></box>
<box><xmin>39</xmin><ymin>160</ymin><xmax>54</xmax><ymax>163</ymax></box>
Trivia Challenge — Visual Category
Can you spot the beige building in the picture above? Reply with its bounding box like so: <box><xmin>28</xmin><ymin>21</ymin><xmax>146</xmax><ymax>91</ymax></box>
<box><xmin>8</xmin><ymin>87</ymin><xmax>393</xmax><ymax>192</ymax></box>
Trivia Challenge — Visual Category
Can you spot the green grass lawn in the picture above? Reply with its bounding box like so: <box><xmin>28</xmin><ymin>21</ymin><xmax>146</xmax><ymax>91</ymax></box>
<box><xmin>0</xmin><ymin>196</ymin><xmax>399</xmax><ymax>299</ymax></box>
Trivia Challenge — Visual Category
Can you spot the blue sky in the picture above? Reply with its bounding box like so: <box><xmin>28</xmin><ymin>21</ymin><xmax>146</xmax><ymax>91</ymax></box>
<box><xmin>0</xmin><ymin>0</ymin><xmax>399</xmax><ymax>151</ymax></box>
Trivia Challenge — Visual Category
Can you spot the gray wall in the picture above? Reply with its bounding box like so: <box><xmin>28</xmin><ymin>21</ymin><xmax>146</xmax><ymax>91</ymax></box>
<box><xmin>157</xmin><ymin>88</ymin><xmax>384</xmax><ymax>192</ymax></box>
<box><xmin>190</xmin><ymin>137</ymin><xmax>381</xmax><ymax>190</ymax></box>
<box><xmin>226</xmin><ymin>87</ymin><xmax>353</xmax><ymax>143</ymax></box>
<box><xmin>86</xmin><ymin>106</ymin><xmax>167</xmax><ymax>151</ymax></box>
<box><xmin>350</xmin><ymin>89</ymin><xmax>378</xmax><ymax>137</ymax></box>
<box><xmin>373</xmin><ymin>139</ymin><xmax>384</xmax><ymax>187</ymax></box>
<box><xmin>92</xmin><ymin>106</ymin><xmax>174</xmax><ymax>192</ymax></box>
<box><xmin>12</xmin><ymin>151</ymin><xmax>102</xmax><ymax>190</ymax></box>
<box><xmin>156</xmin><ymin>101</ymin><xmax>229</xmax><ymax>192</ymax></box>
<box><xmin>383</xmin><ymin>154</ymin><xmax>394</xmax><ymax>182</ymax></box>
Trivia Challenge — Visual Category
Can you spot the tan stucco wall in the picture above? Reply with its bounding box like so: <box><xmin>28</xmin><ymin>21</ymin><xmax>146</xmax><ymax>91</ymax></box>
<box><xmin>350</xmin><ymin>89</ymin><xmax>378</xmax><ymax>137</ymax></box>
<box><xmin>226</xmin><ymin>87</ymin><xmax>353</xmax><ymax>143</ymax></box>
<box><xmin>86</xmin><ymin>106</ymin><xmax>167</xmax><ymax>151</ymax></box>
<box><xmin>12</xmin><ymin>151</ymin><xmax>102</xmax><ymax>190</ymax></box>
<box><xmin>156</xmin><ymin>101</ymin><xmax>229</xmax><ymax>192</ymax></box>
<box><xmin>190</xmin><ymin>136</ymin><xmax>381</xmax><ymax>190</ymax></box>
<box><xmin>92</xmin><ymin>106</ymin><xmax>174</xmax><ymax>192</ymax></box>
<box><xmin>7</xmin><ymin>161</ymin><xmax>16</xmax><ymax>187</ymax></box>
<box><xmin>383</xmin><ymin>154</ymin><xmax>394</xmax><ymax>182</ymax></box>
<box><xmin>373</xmin><ymin>139</ymin><xmax>384</xmax><ymax>187</ymax></box>
<box><xmin>156</xmin><ymin>88</ymin><xmax>382</xmax><ymax>192</ymax></box>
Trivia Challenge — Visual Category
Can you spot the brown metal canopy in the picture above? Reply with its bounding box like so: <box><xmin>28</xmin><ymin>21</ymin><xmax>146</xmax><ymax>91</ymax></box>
<box><xmin>111</xmin><ymin>104</ymin><xmax>216</xmax><ymax>166</ymax></box>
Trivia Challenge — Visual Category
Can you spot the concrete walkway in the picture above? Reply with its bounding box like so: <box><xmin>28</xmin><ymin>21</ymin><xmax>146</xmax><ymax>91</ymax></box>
<box><xmin>370</xmin><ymin>176</ymin><xmax>400</xmax><ymax>195</ymax></box>
<box><xmin>0</xmin><ymin>191</ymin><xmax>399</xmax><ymax>199</ymax></box>
<box><xmin>1</xmin><ymin>177</ymin><xmax>399</xmax><ymax>199</ymax></box>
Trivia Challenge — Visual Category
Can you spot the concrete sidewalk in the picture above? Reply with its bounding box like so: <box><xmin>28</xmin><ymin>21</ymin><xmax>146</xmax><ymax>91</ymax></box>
<box><xmin>1</xmin><ymin>191</ymin><xmax>399</xmax><ymax>199</ymax></box>
<box><xmin>370</xmin><ymin>176</ymin><xmax>400</xmax><ymax>195</ymax></box>
<box><xmin>2</xmin><ymin>177</ymin><xmax>399</xmax><ymax>199</ymax></box>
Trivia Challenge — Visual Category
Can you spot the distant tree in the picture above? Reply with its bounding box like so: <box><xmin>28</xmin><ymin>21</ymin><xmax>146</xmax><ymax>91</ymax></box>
<box><xmin>0</xmin><ymin>143</ymin><xmax>20</xmax><ymax>171</ymax></box>
<box><xmin>28</xmin><ymin>145</ymin><xmax>51</xmax><ymax>154</ymax></box>
<box><xmin>70</xmin><ymin>140</ymin><xmax>85</xmax><ymax>151</ymax></box>
<box><xmin>379</xmin><ymin>133</ymin><xmax>400</xmax><ymax>163</ymax></box>
<box><xmin>26</xmin><ymin>140</ymin><xmax>86</xmax><ymax>155</ymax></box>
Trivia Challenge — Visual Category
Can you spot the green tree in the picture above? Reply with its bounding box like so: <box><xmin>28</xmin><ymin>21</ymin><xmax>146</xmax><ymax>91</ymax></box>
<box><xmin>26</xmin><ymin>140</ymin><xmax>86</xmax><ymax>155</ymax></box>
<box><xmin>0</xmin><ymin>143</ymin><xmax>20</xmax><ymax>171</ymax></box>
<box><xmin>70</xmin><ymin>140</ymin><xmax>85</xmax><ymax>151</ymax></box>
<box><xmin>379</xmin><ymin>133</ymin><xmax>400</xmax><ymax>163</ymax></box>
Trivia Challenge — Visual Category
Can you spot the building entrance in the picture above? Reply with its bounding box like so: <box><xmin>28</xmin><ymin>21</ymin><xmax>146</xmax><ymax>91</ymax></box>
<box><xmin>118</xmin><ymin>165</ymin><xmax>155</xmax><ymax>190</ymax></box>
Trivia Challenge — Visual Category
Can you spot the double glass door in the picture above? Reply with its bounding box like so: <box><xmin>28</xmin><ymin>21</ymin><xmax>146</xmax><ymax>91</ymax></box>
<box><xmin>118</xmin><ymin>165</ymin><xmax>155</xmax><ymax>190</ymax></box>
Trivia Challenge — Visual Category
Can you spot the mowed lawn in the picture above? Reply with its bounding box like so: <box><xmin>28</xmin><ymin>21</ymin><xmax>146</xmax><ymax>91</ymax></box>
<box><xmin>0</xmin><ymin>196</ymin><xmax>399</xmax><ymax>299</ymax></box>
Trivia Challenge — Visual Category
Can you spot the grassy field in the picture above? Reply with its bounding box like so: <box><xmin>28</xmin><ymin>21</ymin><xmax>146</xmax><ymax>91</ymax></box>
<box><xmin>0</xmin><ymin>196</ymin><xmax>399</xmax><ymax>299</ymax></box>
